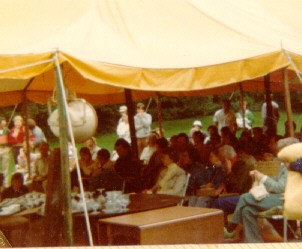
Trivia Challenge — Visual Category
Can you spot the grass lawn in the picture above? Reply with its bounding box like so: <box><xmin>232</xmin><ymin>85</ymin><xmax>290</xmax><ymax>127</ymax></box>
<box><xmin>3</xmin><ymin>110</ymin><xmax>301</xmax><ymax>180</ymax></box>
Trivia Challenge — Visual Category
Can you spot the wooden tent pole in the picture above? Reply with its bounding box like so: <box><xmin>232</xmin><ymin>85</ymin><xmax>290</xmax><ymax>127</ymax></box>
<box><xmin>125</xmin><ymin>89</ymin><xmax>139</xmax><ymax>160</ymax></box>
<box><xmin>23</xmin><ymin>93</ymin><xmax>31</xmax><ymax>178</ymax></box>
<box><xmin>22</xmin><ymin>79</ymin><xmax>34</xmax><ymax>179</ymax></box>
<box><xmin>264</xmin><ymin>74</ymin><xmax>275</xmax><ymax>136</ymax></box>
<box><xmin>239</xmin><ymin>83</ymin><xmax>246</xmax><ymax>130</ymax></box>
<box><xmin>156</xmin><ymin>92</ymin><xmax>164</xmax><ymax>137</ymax></box>
<box><xmin>54</xmin><ymin>53</ymin><xmax>74</xmax><ymax>246</ymax></box>
<box><xmin>283</xmin><ymin>68</ymin><xmax>294</xmax><ymax>137</ymax></box>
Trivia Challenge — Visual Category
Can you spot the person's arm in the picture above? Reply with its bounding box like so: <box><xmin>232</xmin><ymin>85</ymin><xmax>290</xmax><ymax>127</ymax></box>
<box><xmin>261</xmin><ymin>103</ymin><xmax>266</xmax><ymax>119</ymax></box>
<box><xmin>251</xmin><ymin>164</ymin><xmax>288</xmax><ymax>194</ymax></box>
<box><xmin>227</xmin><ymin>160</ymin><xmax>254</xmax><ymax>193</ymax></box>
<box><xmin>32</xmin><ymin>128</ymin><xmax>46</xmax><ymax>146</ymax></box>
<box><xmin>289</xmin><ymin>158</ymin><xmax>302</xmax><ymax>173</ymax></box>
<box><xmin>134</xmin><ymin>115</ymin><xmax>144</xmax><ymax>131</ymax></box>
<box><xmin>141</xmin><ymin>113</ymin><xmax>152</xmax><ymax>128</ymax></box>
<box><xmin>157</xmin><ymin>173</ymin><xmax>186</xmax><ymax>196</ymax></box>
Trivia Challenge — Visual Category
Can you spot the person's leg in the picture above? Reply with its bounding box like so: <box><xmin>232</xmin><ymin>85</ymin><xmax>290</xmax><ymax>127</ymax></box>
<box><xmin>231</xmin><ymin>193</ymin><xmax>284</xmax><ymax>242</ymax></box>
<box><xmin>232</xmin><ymin>193</ymin><xmax>283</xmax><ymax>224</ymax></box>
<box><xmin>211</xmin><ymin>196</ymin><xmax>240</xmax><ymax>226</ymax></box>
<box><xmin>242</xmin><ymin>205</ymin><xmax>264</xmax><ymax>242</ymax></box>
<box><xmin>12</xmin><ymin>146</ymin><xmax>21</xmax><ymax>165</ymax></box>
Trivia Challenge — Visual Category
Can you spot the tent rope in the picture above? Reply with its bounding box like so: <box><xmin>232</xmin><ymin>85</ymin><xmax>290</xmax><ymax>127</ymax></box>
<box><xmin>7</xmin><ymin>103</ymin><xmax>18</xmax><ymax>127</ymax></box>
<box><xmin>282</xmin><ymin>49</ymin><xmax>302</xmax><ymax>83</ymax></box>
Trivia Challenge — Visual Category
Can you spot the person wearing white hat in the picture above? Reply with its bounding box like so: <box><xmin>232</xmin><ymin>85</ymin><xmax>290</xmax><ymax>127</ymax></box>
<box><xmin>116</xmin><ymin>105</ymin><xmax>131</xmax><ymax>144</ymax></box>
<box><xmin>189</xmin><ymin>120</ymin><xmax>207</xmax><ymax>144</ymax></box>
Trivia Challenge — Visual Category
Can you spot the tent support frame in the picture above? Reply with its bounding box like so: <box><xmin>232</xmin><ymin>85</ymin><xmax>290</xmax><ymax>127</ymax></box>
<box><xmin>54</xmin><ymin>52</ymin><xmax>94</xmax><ymax>246</ymax></box>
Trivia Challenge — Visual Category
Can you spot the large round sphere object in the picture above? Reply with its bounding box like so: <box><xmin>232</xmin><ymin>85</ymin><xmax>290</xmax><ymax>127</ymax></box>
<box><xmin>48</xmin><ymin>99</ymin><xmax>98</xmax><ymax>144</ymax></box>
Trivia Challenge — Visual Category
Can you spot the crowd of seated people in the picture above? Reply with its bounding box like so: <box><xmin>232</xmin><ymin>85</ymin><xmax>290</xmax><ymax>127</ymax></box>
<box><xmin>2</xmin><ymin>108</ymin><xmax>302</xmax><ymax>245</ymax></box>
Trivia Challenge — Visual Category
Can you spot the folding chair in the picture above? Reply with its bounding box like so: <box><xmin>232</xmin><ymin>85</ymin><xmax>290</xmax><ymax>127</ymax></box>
<box><xmin>178</xmin><ymin>173</ymin><xmax>191</xmax><ymax>206</ymax></box>
<box><xmin>282</xmin><ymin>217</ymin><xmax>302</xmax><ymax>242</ymax></box>
<box><xmin>256</xmin><ymin>161</ymin><xmax>281</xmax><ymax>178</ymax></box>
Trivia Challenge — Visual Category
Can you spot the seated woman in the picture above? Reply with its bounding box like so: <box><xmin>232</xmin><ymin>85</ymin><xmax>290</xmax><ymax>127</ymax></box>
<box><xmin>141</xmin><ymin>137</ymin><xmax>169</xmax><ymax>191</ymax></box>
<box><xmin>178</xmin><ymin>146</ymin><xmax>204</xmax><ymax>195</ymax></box>
<box><xmin>1</xmin><ymin>173</ymin><xmax>29</xmax><ymax>201</ymax></box>
<box><xmin>150</xmin><ymin>148</ymin><xmax>186</xmax><ymax>196</ymax></box>
<box><xmin>78</xmin><ymin>147</ymin><xmax>97</xmax><ymax>177</ymax></box>
<box><xmin>140</xmin><ymin>132</ymin><xmax>159</xmax><ymax>165</ymax></box>
<box><xmin>71</xmin><ymin>147</ymin><xmax>97</xmax><ymax>191</ymax></box>
<box><xmin>31</xmin><ymin>142</ymin><xmax>50</xmax><ymax>193</ymax></box>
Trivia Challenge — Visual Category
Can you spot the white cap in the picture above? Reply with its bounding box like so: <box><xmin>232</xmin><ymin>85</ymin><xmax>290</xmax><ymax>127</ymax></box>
<box><xmin>119</xmin><ymin>105</ymin><xmax>127</xmax><ymax>113</ymax></box>
<box><xmin>193</xmin><ymin>120</ymin><xmax>202</xmax><ymax>127</ymax></box>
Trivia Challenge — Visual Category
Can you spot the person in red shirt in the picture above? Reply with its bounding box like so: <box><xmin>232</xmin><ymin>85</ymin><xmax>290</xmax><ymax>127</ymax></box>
<box><xmin>8</xmin><ymin>115</ymin><xmax>25</xmax><ymax>165</ymax></box>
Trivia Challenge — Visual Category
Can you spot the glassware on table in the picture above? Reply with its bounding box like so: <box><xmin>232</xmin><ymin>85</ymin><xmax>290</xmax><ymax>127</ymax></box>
<box><xmin>119</xmin><ymin>194</ymin><xmax>130</xmax><ymax>211</ymax></box>
<box><xmin>90</xmin><ymin>200</ymin><xmax>100</xmax><ymax>214</ymax></box>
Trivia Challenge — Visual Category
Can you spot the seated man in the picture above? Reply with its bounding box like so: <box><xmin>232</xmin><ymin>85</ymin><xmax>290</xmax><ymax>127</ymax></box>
<box><xmin>224</xmin><ymin>137</ymin><xmax>299</xmax><ymax>243</ymax></box>
<box><xmin>210</xmin><ymin>145</ymin><xmax>256</xmax><ymax>223</ymax></box>
<box><xmin>114</xmin><ymin>138</ymin><xmax>141</xmax><ymax>193</ymax></box>
<box><xmin>1</xmin><ymin>172</ymin><xmax>29</xmax><ymax>201</ymax></box>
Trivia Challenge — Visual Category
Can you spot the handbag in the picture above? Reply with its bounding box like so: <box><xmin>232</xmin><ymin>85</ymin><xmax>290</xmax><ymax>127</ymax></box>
<box><xmin>284</xmin><ymin>171</ymin><xmax>302</xmax><ymax>220</ymax></box>
<box><xmin>249</xmin><ymin>180</ymin><xmax>269</xmax><ymax>201</ymax></box>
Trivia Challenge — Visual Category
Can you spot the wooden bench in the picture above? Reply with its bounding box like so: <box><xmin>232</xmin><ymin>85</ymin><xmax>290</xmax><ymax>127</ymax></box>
<box><xmin>98</xmin><ymin>206</ymin><xmax>224</xmax><ymax>245</ymax></box>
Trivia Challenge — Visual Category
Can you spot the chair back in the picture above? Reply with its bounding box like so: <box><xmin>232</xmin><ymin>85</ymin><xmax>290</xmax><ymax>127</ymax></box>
<box><xmin>256</xmin><ymin>161</ymin><xmax>281</xmax><ymax>178</ymax></box>
<box><xmin>178</xmin><ymin>173</ymin><xmax>191</xmax><ymax>206</ymax></box>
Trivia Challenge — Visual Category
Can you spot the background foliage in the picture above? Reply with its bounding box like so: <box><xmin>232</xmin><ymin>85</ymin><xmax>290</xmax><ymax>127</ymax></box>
<box><xmin>1</xmin><ymin>90</ymin><xmax>301</xmax><ymax>138</ymax></box>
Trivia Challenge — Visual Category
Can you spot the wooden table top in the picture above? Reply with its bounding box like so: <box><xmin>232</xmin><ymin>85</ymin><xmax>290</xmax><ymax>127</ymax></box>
<box><xmin>99</xmin><ymin>206</ymin><xmax>223</xmax><ymax>227</ymax></box>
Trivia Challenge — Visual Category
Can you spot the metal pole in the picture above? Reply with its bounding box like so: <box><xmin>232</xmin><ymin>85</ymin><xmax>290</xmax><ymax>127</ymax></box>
<box><xmin>283</xmin><ymin>68</ymin><xmax>294</xmax><ymax>137</ymax></box>
<box><xmin>54</xmin><ymin>53</ymin><xmax>74</xmax><ymax>246</ymax></box>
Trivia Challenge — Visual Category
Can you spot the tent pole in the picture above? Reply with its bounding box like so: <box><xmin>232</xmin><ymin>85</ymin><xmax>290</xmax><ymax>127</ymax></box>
<box><xmin>54</xmin><ymin>53</ymin><xmax>74</xmax><ymax>246</ymax></box>
<box><xmin>239</xmin><ymin>83</ymin><xmax>246</xmax><ymax>130</ymax></box>
<box><xmin>283</xmin><ymin>68</ymin><xmax>294</xmax><ymax>137</ymax></box>
<box><xmin>125</xmin><ymin>89</ymin><xmax>139</xmax><ymax>159</ymax></box>
<box><xmin>156</xmin><ymin>92</ymin><xmax>164</xmax><ymax>137</ymax></box>
<box><xmin>264</xmin><ymin>74</ymin><xmax>275</xmax><ymax>136</ymax></box>
<box><xmin>22</xmin><ymin>94</ymin><xmax>31</xmax><ymax>179</ymax></box>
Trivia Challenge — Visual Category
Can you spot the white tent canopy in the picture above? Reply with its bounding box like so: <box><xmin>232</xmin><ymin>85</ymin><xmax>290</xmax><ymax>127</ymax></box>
<box><xmin>0</xmin><ymin>0</ymin><xmax>302</xmax><ymax>107</ymax></box>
